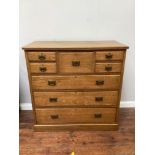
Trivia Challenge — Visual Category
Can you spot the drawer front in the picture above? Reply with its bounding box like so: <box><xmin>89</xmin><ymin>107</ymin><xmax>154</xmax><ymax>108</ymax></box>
<box><xmin>34</xmin><ymin>91</ymin><xmax>118</xmax><ymax>107</ymax></box>
<box><xmin>36</xmin><ymin>108</ymin><xmax>116</xmax><ymax>124</ymax></box>
<box><xmin>58</xmin><ymin>52</ymin><xmax>94</xmax><ymax>73</ymax></box>
<box><xmin>95</xmin><ymin>63</ymin><xmax>122</xmax><ymax>73</ymax></box>
<box><xmin>96</xmin><ymin>51</ymin><xmax>124</xmax><ymax>61</ymax></box>
<box><xmin>30</xmin><ymin>63</ymin><xmax>56</xmax><ymax>73</ymax></box>
<box><xmin>32</xmin><ymin>75</ymin><xmax>120</xmax><ymax>90</ymax></box>
<box><xmin>27</xmin><ymin>52</ymin><xmax>56</xmax><ymax>61</ymax></box>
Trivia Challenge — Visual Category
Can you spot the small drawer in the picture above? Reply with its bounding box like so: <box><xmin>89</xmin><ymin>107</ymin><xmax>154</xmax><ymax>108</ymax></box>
<box><xmin>95</xmin><ymin>63</ymin><xmax>122</xmax><ymax>73</ymax></box>
<box><xmin>58</xmin><ymin>52</ymin><xmax>94</xmax><ymax>73</ymax></box>
<box><xmin>27</xmin><ymin>52</ymin><xmax>56</xmax><ymax>61</ymax></box>
<box><xmin>29</xmin><ymin>63</ymin><xmax>56</xmax><ymax>73</ymax></box>
<box><xmin>36</xmin><ymin>108</ymin><xmax>116</xmax><ymax>124</ymax></box>
<box><xmin>32</xmin><ymin>75</ymin><xmax>120</xmax><ymax>90</ymax></box>
<box><xmin>34</xmin><ymin>91</ymin><xmax>118</xmax><ymax>107</ymax></box>
<box><xmin>96</xmin><ymin>51</ymin><xmax>124</xmax><ymax>61</ymax></box>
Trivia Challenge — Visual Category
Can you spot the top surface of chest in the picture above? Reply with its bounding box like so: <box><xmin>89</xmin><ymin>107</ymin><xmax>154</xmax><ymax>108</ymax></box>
<box><xmin>23</xmin><ymin>41</ymin><xmax>129</xmax><ymax>50</ymax></box>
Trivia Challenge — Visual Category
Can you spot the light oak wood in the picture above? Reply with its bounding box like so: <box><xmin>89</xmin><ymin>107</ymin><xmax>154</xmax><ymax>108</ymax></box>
<box><xmin>29</xmin><ymin>63</ymin><xmax>56</xmax><ymax>73</ymax></box>
<box><xmin>33</xmin><ymin>91</ymin><xmax>118</xmax><ymax>107</ymax></box>
<box><xmin>23</xmin><ymin>41</ymin><xmax>129</xmax><ymax>50</ymax></box>
<box><xmin>27</xmin><ymin>52</ymin><xmax>56</xmax><ymax>61</ymax></box>
<box><xmin>33</xmin><ymin>123</ymin><xmax>118</xmax><ymax>131</ymax></box>
<box><xmin>25</xmin><ymin>52</ymin><xmax>37</xmax><ymax>124</ymax></box>
<box><xmin>58</xmin><ymin>52</ymin><xmax>95</xmax><ymax>73</ymax></box>
<box><xmin>23</xmin><ymin>41</ymin><xmax>128</xmax><ymax>131</ymax></box>
<box><xmin>36</xmin><ymin>108</ymin><xmax>116</xmax><ymax>124</ymax></box>
<box><xmin>96</xmin><ymin>51</ymin><xmax>124</xmax><ymax>61</ymax></box>
<box><xmin>32</xmin><ymin>75</ymin><xmax>121</xmax><ymax>90</ymax></box>
<box><xmin>95</xmin><ymin>63</ymin><xmax>122</xmax><ymax>73</ymax></box>
<box><xmin>20</xmin><ymin>108</ymin><xmax>134</xmax><ymax>155</ymax></box>
<box><xmin>116</xmin><ymin>51</ymin><xmax>126</xmax><ymax>122</ymax></box>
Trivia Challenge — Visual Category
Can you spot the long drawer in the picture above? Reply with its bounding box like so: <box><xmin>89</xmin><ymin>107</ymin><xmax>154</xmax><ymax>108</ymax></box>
<box><xmin>32</xmin><ymin>75</ymin><xmax>120</xmax><ymax>90</ymax></box>
<box><xmin>36</xmin><ymin>108</ymin><xmax>116</xmax><ymax>124</ymax></box>
<box><xmin>34</xmin><ymin>91</ymin><xmax>118</xmax><ymax>107</ymax></box>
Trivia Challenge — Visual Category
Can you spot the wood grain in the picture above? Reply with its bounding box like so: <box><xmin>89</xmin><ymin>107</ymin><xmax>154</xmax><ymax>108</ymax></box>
<box><xmin>115</xmin><ymin>51</ymin><xmax>126</xmax><ymax>122</ymax></box>
<box><xmin>22</xmin><ymin>41</ymin><xmax>129</xmax><ymax>50</ymax></box>
<box><xmin>58</xmin><ymin>52</ymin><xmax>95</xmax><ymax>73</ymax></box>
<box><xmin>24</xmin><ymin>52</ymin><xmax>37</xmax><ymax>124</ymax></box>
<box><xmin>34</xmin><ymin>124</ymin><xmax>118</xmax><ymax>131</ymax></box>
<box><xmin>19</xmin><ymin>108</ymin><xmax>135</xmax><ymax>155</ymax></box>
<box><xmin>35</xmin><ymin>108</ymin><xmax>116</xmax><ymax>124</ymax></box>
<box><xmin>27</xmin><ymin>52</ymin><xmax>56</xmax><ymax>61</ymax></box>
<box><xmin>29</xmin><ymin>63</ymin><xmax>56</xmax><ymax>73</ymax></box>
<box><xmin>95</xmin><ymin>63</ymin><xmax>122</xmax><ymax>73</ymax></box>
<box><xmin>33</xmin><ymin>91</ymin><xmax>118</xmax><ymax>107</ymax></box>
<box><xmin>32</xmin><ymin>75</ymin><xmax>121</xmax><ymax>90</ymax></box>
<box><xmin>96</xmin><ymin>51</ymin><xmax>124</xmax><ymax>61</ymax></box>
<box><xmin>24</xmin><ymin>41</ymin><xmax>128</xmax><ymax>131</ymax></box>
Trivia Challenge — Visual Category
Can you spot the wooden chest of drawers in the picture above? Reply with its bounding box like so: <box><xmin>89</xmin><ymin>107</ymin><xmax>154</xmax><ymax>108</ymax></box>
<box><xmin>23</xmin><ymin>41</ymin><xmax>128</xmax><ymax>131</ymax></box>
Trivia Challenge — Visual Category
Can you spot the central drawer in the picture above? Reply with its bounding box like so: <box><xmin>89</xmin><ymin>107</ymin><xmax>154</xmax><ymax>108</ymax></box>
<box><xmin>36</xmin><ymin>108</ymin><xmax>116</xmax><ymax>124</ymax></box>
<box><xmin>34</xmin><ymin>91</ymin><xmax>118</xmax><ymax>107</ymax></box>
<box><xmin>32</xmin><ymin>75</ymin><xmax>120</xmax><ymax>90</ymax></box>
<box><xmin>58</xmin><ymin>52</ymin><xmax>94</xmax><ymax>73</ymax></box>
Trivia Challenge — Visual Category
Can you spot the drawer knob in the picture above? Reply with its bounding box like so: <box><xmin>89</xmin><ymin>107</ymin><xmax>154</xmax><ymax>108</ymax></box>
<box><xmin>105</xmin><ymin>53</ymin><xmax>113</xmax><ymax>59</ymax></box>
<box><xmin>38</xmin><ymin>53</ymin><xmax>46</xmax><ymax>60</ymax></box>
<box><xmin>94</xmin><ymin>113</ymin><xmax>102</xmax><ymax>118</ymax></box>
<box><xmin>105</xmin><ymin>66</ymin><xmax>112</xmax><ymax>71</ymax></box>
<box><xmin>39</xmin><ymin>67</ymin><xmax>47</xmax><ymax>72</ymax></box>
<box><xmin>51</xmin><ymin>114</ymin><xmax>59</xmax><ymax>119</ymax></box>
<box><xmin>96</xmin><ymin>80</ymin><xmax>104</xmax><ymax>85</ymax></box>
<box><xmin>95</xmin><ymin>97</ymin><xmax>103</xmax><ymax>102</ymax></box>
<box><xmin>49</xmin><ymin>98</ymin><xmax>57</xmax><ymax>102</ymax></box>
<box><xmin>72</xmin><ymin>61</ymin><xmax>80</xmax><ymax>66</ymax></box>
<box><xmin>48</xmin><ymin>80</ymin><xmax>56</xmax><ymax>86</ymax></box>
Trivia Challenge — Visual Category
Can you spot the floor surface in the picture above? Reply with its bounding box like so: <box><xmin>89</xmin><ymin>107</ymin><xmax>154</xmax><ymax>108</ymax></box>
<box><xmin>20</xmin><ymin>108</ymin><xmax>135</xmax><ymax>155</ymax></box>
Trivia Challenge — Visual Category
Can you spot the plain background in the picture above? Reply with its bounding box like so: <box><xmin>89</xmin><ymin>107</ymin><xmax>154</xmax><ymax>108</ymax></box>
<box><xmin>1</xmin><ymin>0</ymin><xmax>155</xmax><ymax>154</ymax></box>
<box><xmin>19</xmin><ymin>0</ymin><xmax>135</xmax><ymax>107</ymax></box>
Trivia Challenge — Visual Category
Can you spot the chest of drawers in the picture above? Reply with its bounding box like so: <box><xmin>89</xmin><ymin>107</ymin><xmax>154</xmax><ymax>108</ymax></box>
<box><xmin>23</xmin><ymin>41</ymin><xmax>128</xmax><ymax>131</ymax></box>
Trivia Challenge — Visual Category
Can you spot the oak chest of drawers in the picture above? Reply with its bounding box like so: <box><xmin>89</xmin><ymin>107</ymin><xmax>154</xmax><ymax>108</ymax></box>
<box><xmin>23</xmin><ymin>41</ymin><xmax>128</xmax><ymax>131</ymax></box>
